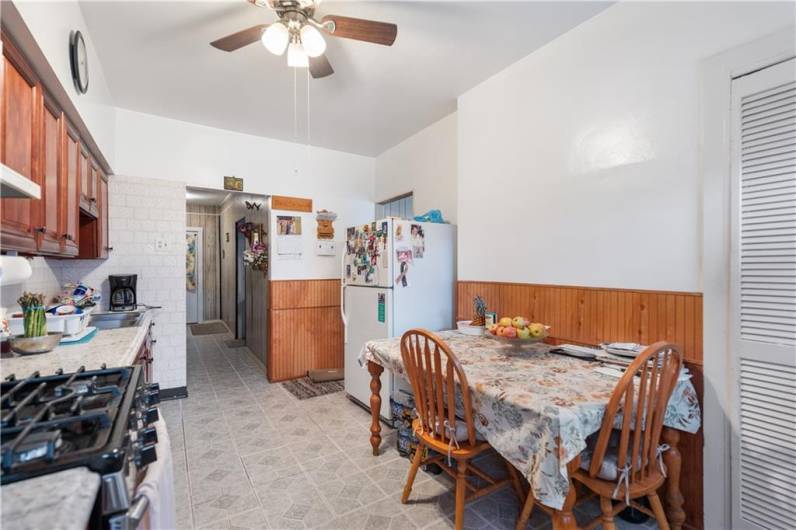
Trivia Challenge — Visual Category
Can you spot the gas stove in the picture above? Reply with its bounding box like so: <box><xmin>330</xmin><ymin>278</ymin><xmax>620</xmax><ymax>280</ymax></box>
<box><xmin>1</xmin><ymin>365</ymin><xmax>161</xmax><ymax>529</ymax></box>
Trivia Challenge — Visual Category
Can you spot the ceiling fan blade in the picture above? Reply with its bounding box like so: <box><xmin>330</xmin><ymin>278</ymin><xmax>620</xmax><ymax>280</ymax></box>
<box><xmin>210</xmin><ymin>24</ymin><xmax>268</xmax><ymax>52</ymax></box>
<box><xmin>309</xmin><ymin>54</ymin><xmax>334</xmax><ymax>79</ymax></box>
<box><xmin>321</xmin><ymin>15</ymin><xmax>397</xmax><ymax>46</ymax></box>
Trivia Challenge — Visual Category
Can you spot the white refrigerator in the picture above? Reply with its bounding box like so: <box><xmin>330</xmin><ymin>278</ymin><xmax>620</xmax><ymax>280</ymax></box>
<box><xmin>342</xmin><ymin>219</ymin><xmax>456</xmax><ymax>421</ymax></box>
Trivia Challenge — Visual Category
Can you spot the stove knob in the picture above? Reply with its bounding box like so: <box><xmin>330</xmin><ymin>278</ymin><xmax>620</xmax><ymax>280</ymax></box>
<box><xmin>139</xmin><ymin>426</ymin><xmax>158</xmax><ymax>445</ymax></box>
<box><xmin>143</xmin><ymin>407</ymin><xmax>159</xmax><ymax>425</ymax></box>
<box><xmin>136</xmin><ymin>443</ymin><xmax>157</xmax><ymax>467</ymax></box>
<box><xmin>145</xmin><ymin>384</ymin><xmax>160</xmax><ymax>406</ymax></box>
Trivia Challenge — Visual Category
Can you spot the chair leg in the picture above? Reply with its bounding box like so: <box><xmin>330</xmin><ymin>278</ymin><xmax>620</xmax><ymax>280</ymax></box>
<box><xmin>505</xmin><ymin>461</ymin><xmax>525</xmax><ymax>502</ymax></box>
<box><xmin>600</xmin><ymin>496</ymin><xmax>616</xmax><ymax>530</ymax></box>
<box><xmin>515</xmin><ymin>490</ymin><xmax>535</xmax><ymax>530</ymax></box>
<box><xmin>455</xmin><ymin>459</ymin><xmax>467</xmax><ymax>530</ymax></box>
<box><xmin>648</xmin><ymin>493</ymin><xmax>671</xmax><ymax>530</ymax></box>
<box><xmin>401</xmin><ymin>445</ymin><xmax>424</xmax><ymax>504</ymax></box>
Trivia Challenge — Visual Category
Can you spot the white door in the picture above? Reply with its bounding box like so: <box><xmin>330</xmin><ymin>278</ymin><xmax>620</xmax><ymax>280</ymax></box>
<box><xmin>343</xmin><ymin>285</ymin><xmax>393</xmax><ymax>419</ymax></box>
<box><xmin>186</xmin><ymin>227</ymin><xmax>203</xmax><ymax>324</ymax></box>
<box><xmin>730</xmin><ymin>58</ymin><xmax>796</xmax><ymax>530</ymax></box>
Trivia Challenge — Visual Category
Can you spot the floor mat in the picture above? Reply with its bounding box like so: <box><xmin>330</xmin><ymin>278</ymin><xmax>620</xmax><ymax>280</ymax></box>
<box><xmin>281</xmin><ymin>376</ymin><xmax>344</xmax><ymax>400</ymax></box>
<box><xmin>189</xmin><ymin>322</ymin><xmax>229</xmax><ymax>335</ymax></box>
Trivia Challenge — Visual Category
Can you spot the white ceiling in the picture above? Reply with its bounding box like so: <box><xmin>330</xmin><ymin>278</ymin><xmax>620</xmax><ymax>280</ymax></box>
<box><xmin>80</xmin><ymin>1</ymin><xmax>610</xmax><ymax>156</ymax></box>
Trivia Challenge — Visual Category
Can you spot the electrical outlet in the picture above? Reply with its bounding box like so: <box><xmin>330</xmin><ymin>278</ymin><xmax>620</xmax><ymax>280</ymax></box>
<box><xmin>155</xmin><ymin>238</ymin><xmax>169</xmax><ymax>252</ymax></box>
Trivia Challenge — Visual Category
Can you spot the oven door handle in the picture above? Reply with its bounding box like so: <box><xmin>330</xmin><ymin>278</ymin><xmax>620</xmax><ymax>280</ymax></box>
<box><xmin>127</xmin><ymin>495</ymin><xmax>150</xmax><ymax>528</ymax></box>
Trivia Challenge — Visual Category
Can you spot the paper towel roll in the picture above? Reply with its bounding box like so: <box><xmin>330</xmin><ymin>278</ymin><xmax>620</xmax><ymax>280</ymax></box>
<box><xmin>0</xmin><ymin>256</ymin><xmax>33</xmax><ymax>286</ymax></box>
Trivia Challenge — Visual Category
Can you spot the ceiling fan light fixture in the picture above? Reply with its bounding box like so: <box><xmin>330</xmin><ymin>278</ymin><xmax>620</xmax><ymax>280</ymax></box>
<box><xmin>261</xmin><ymin>22</ymin><xmax>289</xmax><ymax>55</ymax></box>
<box><xmin>299</xmin><ymin>24</ymin><xmax>326</xmax><ymax>57</ymax></box>
<box><xmin>287</xmin><ymin>41</ymin><xmax>309</xmax><ymax>68</ymax></box>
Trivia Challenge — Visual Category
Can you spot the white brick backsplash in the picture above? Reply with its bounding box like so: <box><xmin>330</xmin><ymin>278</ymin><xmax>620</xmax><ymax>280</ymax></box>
<box><xmin>2</xmin><ymin>175</ymin><xmax>188</xmax><ymax>390</ymax></box>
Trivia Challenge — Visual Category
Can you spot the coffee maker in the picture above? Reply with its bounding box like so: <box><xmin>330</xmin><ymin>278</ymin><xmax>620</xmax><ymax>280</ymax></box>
<box><xmin>109</xmin><ymin>275</ymin><xmax>137</xmax><ymax>311</ymax></box>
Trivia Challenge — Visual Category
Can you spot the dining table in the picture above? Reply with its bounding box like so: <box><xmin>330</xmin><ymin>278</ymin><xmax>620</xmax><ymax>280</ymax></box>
<box><xmin>359</xmin><ymin>331</ymin><xmax>701</xmax><ymax>530</ymax></box>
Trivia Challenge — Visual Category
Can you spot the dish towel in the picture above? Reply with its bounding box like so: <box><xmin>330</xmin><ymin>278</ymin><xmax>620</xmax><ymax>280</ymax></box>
<box><xmin>136</xmin><ymin>417</ymin><xmax>177</xmax><ymax>530</ymax></box>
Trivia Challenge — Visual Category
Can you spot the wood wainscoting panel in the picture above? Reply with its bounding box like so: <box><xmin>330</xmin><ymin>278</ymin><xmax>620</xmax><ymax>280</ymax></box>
<box><xmin>457</xmin><ymin>280</ymin><xmax>704</xmax><ymax>530</ymax></box>
<box><xmin>456</xmin><ymin>281</ymin><xmax>703</xmax><ymax>364</ymax></box>
<box><xmin>268</xmin><ymin>279</ymin><xmax>342</xmax><ymax>382</ymax></box>
<box><xmin>271</xmin><ymin>279</ymin><xmax>339</xmax><ymax>310</ymax></box>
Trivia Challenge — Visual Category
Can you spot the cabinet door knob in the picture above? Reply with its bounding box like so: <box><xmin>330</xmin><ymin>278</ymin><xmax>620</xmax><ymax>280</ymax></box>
<box><xmin>61</xmin><ymin>234</ymin><xmax>74</xmax><ymax>241</ymax></box>
<box><xmin>105</xmin><ymin>246</ymin><xmax>114</xmax><ymax>251</ymax></box>
<box><xmin>34</xmin><ymin>226</ymin><xmax>47</xmax><ymax>234</ymax></box>
<box><xmin>89</xmin><ymin>197</ymin><xmax>97</xmax><ymax>203</ymax></box>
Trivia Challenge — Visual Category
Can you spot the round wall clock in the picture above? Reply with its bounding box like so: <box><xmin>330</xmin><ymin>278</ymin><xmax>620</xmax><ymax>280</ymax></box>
<box><xmin>69</xmin><ymin>30</ymin><xmax>89</xmax><ymax>94</ymax></box>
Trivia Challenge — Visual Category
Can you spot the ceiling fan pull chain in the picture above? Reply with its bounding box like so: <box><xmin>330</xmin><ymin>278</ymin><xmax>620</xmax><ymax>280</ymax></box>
<box><xmin>306</xmin><ymin>67</ymin><xmax>311</xmax><ymax>163</ymax></box>
<box><xmin>293</xmin><ymin>67</ymin><xmax>299</xmax><ymax>175</ymax></box>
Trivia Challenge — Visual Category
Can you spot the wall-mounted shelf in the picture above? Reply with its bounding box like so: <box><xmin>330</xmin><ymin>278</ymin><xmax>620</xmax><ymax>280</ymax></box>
<box><xmin>1</xmin><ymin>163</ymin><xmax>40</xmax><ymax>199</ymax></box>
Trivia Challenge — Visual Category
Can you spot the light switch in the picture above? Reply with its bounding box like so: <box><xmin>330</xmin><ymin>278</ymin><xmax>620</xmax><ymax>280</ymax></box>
<box><xmin>316</xmin><ymin>241</ymin><xmax>336</xmax><ymax>256</ymax></box>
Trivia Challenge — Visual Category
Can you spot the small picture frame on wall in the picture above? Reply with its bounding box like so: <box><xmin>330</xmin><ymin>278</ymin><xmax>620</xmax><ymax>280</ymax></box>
<box><xmin>224</xmin><ymin>176</ymin><xmax>243</xmax><ymax>192</ymax></box>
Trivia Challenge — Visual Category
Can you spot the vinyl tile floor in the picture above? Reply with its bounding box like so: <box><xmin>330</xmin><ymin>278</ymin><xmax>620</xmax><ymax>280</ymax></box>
<box><xmin>160</xmin><ymin>330</ymin><xmax>661</xmax><ymax>530</ymax></box>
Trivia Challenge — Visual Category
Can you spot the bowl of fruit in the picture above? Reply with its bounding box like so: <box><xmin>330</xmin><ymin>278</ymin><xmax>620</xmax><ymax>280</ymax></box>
<box><xmin>486</xmin><ymin>316</ymin><xmax>549</xmax><ymax>345</ymax></box>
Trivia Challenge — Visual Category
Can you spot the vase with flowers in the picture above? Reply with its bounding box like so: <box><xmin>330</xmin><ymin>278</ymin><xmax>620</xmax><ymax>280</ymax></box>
<box><xmin>243</xmin><ymin>242</ymin><xmax>268</xmax><ymax>272</ymax></box>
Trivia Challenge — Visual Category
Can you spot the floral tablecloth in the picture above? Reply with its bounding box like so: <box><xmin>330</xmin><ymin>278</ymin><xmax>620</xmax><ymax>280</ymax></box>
<box><xmin>359</xmin><ymin>331</ymin><xmax>701</xmax><ymax>510</ymax></box>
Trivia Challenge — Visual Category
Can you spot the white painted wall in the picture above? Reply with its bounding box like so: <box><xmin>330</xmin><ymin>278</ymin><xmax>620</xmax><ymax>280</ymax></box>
<box><xmin>114</xmin><ymin>108</ymin><xmax>374</xmax><ymax>201</ymax></box>
<box><xmin>457</xmin><ymin>1</ymin><xmax>796</xmax><ymax>292</ymax></box>
<box><xmin>114</xmin><ymin>108</ymin><xmax>377</xmax><ymax>282</ymax></box>
<box><xmin>13</xmin><ymin>0</ymin><xmax>117</xmax><ymax>165</ymax></box>
<box><xmin>269</xmin><ymin>198</ymin><xmax>374</xmax><ymax>281</ymax></box>
<box><xmin>375</xmin><ymin>113</ymin><xmax>458</xmax><ymax>223</ymax></box>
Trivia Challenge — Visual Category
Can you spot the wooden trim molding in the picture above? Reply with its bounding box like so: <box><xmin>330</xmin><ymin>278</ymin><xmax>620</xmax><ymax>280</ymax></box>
<box><xmin>456</xmin><ymin>280</ymin><xmax>704</xmax><ymax>530</ymax></box>
<box><xmin>271</xmin><ymin>195</ymin><xmax>313</xmax><ymax>213</ymax></box>
<box><xmin>267</xmin><ymin>279</ymin><xmax>342</xmax><ymax>382</ymax></box>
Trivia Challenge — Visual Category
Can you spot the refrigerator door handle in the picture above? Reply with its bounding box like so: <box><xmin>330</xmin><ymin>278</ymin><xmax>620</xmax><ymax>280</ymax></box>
<box><xmin>341</xmin><ymin>251</ymin><xmax>348</xmax><ymax>344</ymax></box>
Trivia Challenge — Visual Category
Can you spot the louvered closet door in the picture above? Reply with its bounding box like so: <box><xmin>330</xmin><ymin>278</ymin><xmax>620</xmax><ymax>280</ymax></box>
<box><xmin>730</xmin><ymin>57</ymin><xmax>796</xmax><ymax>530</ymax></box>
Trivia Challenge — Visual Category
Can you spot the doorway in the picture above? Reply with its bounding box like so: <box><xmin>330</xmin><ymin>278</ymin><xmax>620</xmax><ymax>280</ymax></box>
<box><xmin>185</xmin><ymin>186</ymin><xmax>270</xmax><ymax>364</ymax></box>
<box><xmin>235</xmin><ymin>217</ymin><xmax>247</xmax><ymax>340</ymax></box>
<box><xmin>186</xmin><ymin>227</ymin><xmax>204</xmax><ymax>324</ymax></box>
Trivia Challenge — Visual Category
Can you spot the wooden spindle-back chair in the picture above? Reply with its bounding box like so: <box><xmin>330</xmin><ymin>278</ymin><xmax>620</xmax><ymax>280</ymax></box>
<box><xmin>399</xmin><ymin>329</ymin><xmax>521</xmax><ymax>530</ymax></box>
<box><xmin>515</xmin><ymin>342</ymin><xmax>683</xmax><ymax>530</ymax></box>
<box><xmin>578</xmin><ymin>341</ymin><xmax>682</xmax><ymax>530</ymax></box>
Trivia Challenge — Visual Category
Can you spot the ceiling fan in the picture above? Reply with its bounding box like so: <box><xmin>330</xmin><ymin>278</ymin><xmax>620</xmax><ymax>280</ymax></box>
<box><xmin>210</xmin><ymin>0</ymin><xmax>397</xmax><ymax>79</ymax></box>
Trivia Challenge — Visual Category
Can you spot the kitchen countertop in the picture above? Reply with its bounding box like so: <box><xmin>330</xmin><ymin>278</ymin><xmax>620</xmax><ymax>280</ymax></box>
<box><xmin>1</xmin><ymin>467</ymin><xmax>101</xmax><ymax>530</ymax></box>
<box><xmin>1</xmin><ymin>311</ymin><xmax>152</xmax><ymax>379</ymax></box>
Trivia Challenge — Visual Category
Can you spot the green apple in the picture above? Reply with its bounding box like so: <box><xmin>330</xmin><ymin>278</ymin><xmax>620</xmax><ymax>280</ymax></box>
<box><xmin>517</xmin><ymin>327</ymin><xmax>531</xmax><ymax>339</ymax></box>
<box><xmin>529</xmin><ymin>323</ymin><xmax>545</xmax><ymax>338</ymax></box>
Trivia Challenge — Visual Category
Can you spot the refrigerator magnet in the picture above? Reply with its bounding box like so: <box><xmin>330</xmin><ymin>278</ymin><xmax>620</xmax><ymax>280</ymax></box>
<box><xmin>395</xmin><ymin>261</ymin><xmax>410</xmax><ymax>287</ymax></box>
<box><xmin>377</xmin><ymin>293</ymin><xmax>386</xmax><ymax>323</ymax></box>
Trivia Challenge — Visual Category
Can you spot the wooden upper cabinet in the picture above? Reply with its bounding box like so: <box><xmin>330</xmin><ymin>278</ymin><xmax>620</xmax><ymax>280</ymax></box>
<box><xmin>89</xmin><ymin>157</ymin><xmax>99</xmax><ymax>214</ymax></box>
<box><xmin>1</xmin><ymin>41</ymin><xmax>40</xmax><ymax>252</ymax></box>
<box><xmin>36</xmin><ymin>95</ymin><xmax>64</xmax><ymax>254</ymax></box>
<box><xmin>62</xmin><ymin>123</ymin><xmax>80</xmax><ymax>255</ymax></box>
<box><xmin>78</xmin><ymin>144</ymin><xmax>92</xmax><ymax>214</ymax></box>
<box><xmin>98</xmin><ymin>173</ymin><xmax>109</xmax><ymax>258</ymax></box>
<box><xmin>1</xmin><ymin>31</ymin><xmax>108</xmax><ymax>258</ymax></box>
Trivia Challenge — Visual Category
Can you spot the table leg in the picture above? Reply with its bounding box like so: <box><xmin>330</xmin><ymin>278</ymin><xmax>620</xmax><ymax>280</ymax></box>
<box><xmin>551</xmin><ymin>459</ymin><xmax>581</xmax><ymax>530</ymax></box>
<box><xmin>662</xmin><ymin>428</ymin><xmax>686</xmax><ymax>530</ymax></box>
<box><xmin>367</xmin><ymin>361</ymin><xmax>384</xmax><ymax>456</ymax></box>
